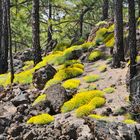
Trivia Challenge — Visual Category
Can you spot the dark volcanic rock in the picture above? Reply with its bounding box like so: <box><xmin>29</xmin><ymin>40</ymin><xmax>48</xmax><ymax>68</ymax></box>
<box><xmin>0</xmin><ymin>102</ymin><xmax>17</xmax><ymax>118</ymax></box>
<box><xmin>85</xmin><ymin>117</ymin><xmax>140</xmax><ymax>140</ymax></box>
<box><xmin>33</xmin><ymin>64</ymin><xmax>56</xmax><ymax>90</ymax></box>
<box><xmin>13</xmin><ymin>59</ymin><xmax>23</xmax><ymax>73</ymax></box>
<box><xmin>44</xmin><ymin>84</ymin><xmax>68</xmax><ymax>114</ymax></box>
<box><xmin>7</xmin><ymin>124</ymin><xmax>23</xmax><ymax>137</ymax></box>
<box><xmin>68</xmin><ymin>49</ymin><xmax>83</xmax><ymax>60</ymax></box>
<box><xmin>23</xmin><ymin>130</ymin><xmax>36</xmax><ymax>140</ymax></box>
<box><xmin>14</xmin><ymin>48</ymin><xmax>33</xmax><ymax>62</ymax></box>
<box><xmin>0</xmin><ymin>86</ymin><xmax>4</xmax><ymax>93</ymax></box>
<box><xmin>11</xmin><ymin>92</ymin><xmax>29</xmax><ymax>106</ymax></box>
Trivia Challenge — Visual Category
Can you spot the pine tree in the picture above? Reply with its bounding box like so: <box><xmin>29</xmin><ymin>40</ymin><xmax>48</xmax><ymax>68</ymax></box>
<box><xmin>0</xmin><ymin>0</ymin><xmax>9</xmax><ymax>74</ymax></box>
<box><xmin>102</xmin><ymin>0</ymin><xmax>109</xmax><ymax>20</ymax></box>
<box><xmin>112</xmin><ymin>0</ymin><xmax>125</xmax><ymax>68</ymax></box>
<box><xmin>32</xmin><ymin>0</ymin><xmax>42</xmax><ymax>65</ymax></box>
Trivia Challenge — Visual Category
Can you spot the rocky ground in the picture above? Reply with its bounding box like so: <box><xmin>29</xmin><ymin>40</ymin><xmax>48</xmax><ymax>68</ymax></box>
<box><xmin>1</xmin><ymin>26</ymin><xmax>140</xmax><ymax>140</ymax></box>
<box><xmin>1</xmin><ymin>47</ymin><xmax>140</xmax><ymax>140</ymax></box>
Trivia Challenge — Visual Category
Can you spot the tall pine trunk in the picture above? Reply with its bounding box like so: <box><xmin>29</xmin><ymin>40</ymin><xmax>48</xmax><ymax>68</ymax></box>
<box><xmin>79</xmin><ymin>12</ymin><xmax>84</xmax><ymax>37</ymax></box>
<box><xmin>7</xmin><ymin>0</ymin><xmax>14</xmax><ymax>83</ymax></box>
<box><xmin>128</xmin><ymin>0</ymin><xmax>140</xmax><ymax>119</ymax></box>
<box><xmin>0</xmin><ymin>0</ymin><xmax>2</xmax><ymax>59</ymax></box>
<box><xmin>129</xmin><ymin>0</ymin><xmax>137</xmax><ymax>81</ymax></box>
<box><xmin>138</xmin><ymin>0</ymin><xmax>140</xmax><ymax>17</ymax></box>
<box><xmin>0</xmin><ymin>0</ymin><xmax>9</xmax><ymax>74</ymax></box>
<box><xmin>112</xmin><ymin>0</ymin><xmax>124</xmax><ymax>68</ymax></box>
<box><xmin>32</xmin><ymin>0</ymin><xmax>42</xmax><ymax>65</ymax></box>
<box><xmin>47</xmin><ymin>0</ymin><xmax>52</xmax><ymax>44</ymax></box>
<box><xmin>102</xmin><ymin>0</ymin><xmax>109</xmax><ymax>20</ymax></box>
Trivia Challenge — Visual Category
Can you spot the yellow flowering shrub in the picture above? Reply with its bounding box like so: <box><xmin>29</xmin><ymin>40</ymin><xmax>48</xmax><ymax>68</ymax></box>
<box><xmin>96</xmin><ymin>21</ymin><xmax>108</xmax><ymax>26</ymax></box>
<box><xmin>95</xmin><ymin>28</ymin><xmax>108</xmax><ymax>44</ymax></box>
<box><xmin>88</xmin><ymin>114</ymin><xmax>105</xmax><ymax>120</ymax></box>
<box><xmin>62</xmin><ymin>79</ymin><xmax>80</xmax><ymax>90</ymax></box>
<box><xmin>88</xmin><ymin>50</ymin><xmax>102</xmax><ymax>61</ymax></box>
<box><xmin>123</xmin><ymin>119</ymin><xmax>136</xmax><ymax>124</ymax></box>
<box><xmin>76</xmin><ymin>104</ymin><xmax>95</xmax><ymax>118</ymax></box>
<box><xmin>0</xmin><ymin>73</ymin><xmax>11</xmax><ymax>86</ymax></box>
<box><xmin>98</xmin><ymin>65</ymin><xmax>107</xmax><ymax>72</ymax></box>
<box><xmin>32</xmin><ymin>94</ymin><xmax>47</xmax><ymax>106</ymax></box>
<box><xmin>45</xmin><ymin>63</ymin><xmax>84</xmax><ymax>89</ymax></box>
<box><xmin>61</xmin><ymin>90</ymin><xmax>104</xmax><ymax>113</ymax></box>
<box><xmin>22</xmin><ymin>61</ymin><xmax>34</xmax><ymax>71</ymax></box>
<box><xmin>105</xmin><ymin>37</ymin><xmax>115</xmax><ymax>48</ymax></box>
<box><xmin>76</xmin><ymin>97</ymin><xmax>105</xmax><ymax>118</ymax></box>
<box><xmin>88</xmin><ymin>97</ymin><xmax>106</xmax><ymax>108</ymax></box>
<box><xmin>27</xmin><ymin>114</ymin><xmax>54</xmax><ymax>125</ymax></box>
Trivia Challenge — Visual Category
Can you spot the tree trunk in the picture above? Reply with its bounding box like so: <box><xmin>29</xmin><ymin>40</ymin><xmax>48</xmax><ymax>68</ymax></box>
<box><xmin>45</xmin><ymin>0</ymin><xmax>53</xmax><ymax>54</ymax></box>
<box><xmin>7</xmin><ymin>0</ymin><xmax>14</xmax><ymax>83</ymax></box>
<box><xmin>32</xmin><ymin>0</ymin><xmax>42</xmax><ymax>66</ymax></box>
<box><xmin>112</xmin><ymin>0</ymin><xmax>124</xmax><ymax>68</ymax></box>
<box><xmin>79</xmin><ymin>12</ymin><xmax>84</xmax><ymax>37</ymax></box>
<box><xmin>128</xmin><ymin>0</ymin><xmax>140</xmax><ymax>118</ymax></box>
<box><xmin>138</xmin><ymin>0</ymin><xmax>140</xmax><ymax>17</ymax></box>
<box><xmin>0</xmin><ymin>0</ymin><xmax>2</xmax><ymax>56</ymax></box>
<box><xmin>0</xmin><ymin>0</ymin><xmax>9</xmax><ymax>74</ymax></box>
<box><xmin>128</xmin><ymin>0</ymin><xmax>137</xmax><ymax>86</ymax></box>
<box><xmin>47</xmin><ymin>0</ymin><xmax>52</xmax><ymax>44</ymax></box>
<box><xmin>102</xmin><ymin>0</ymin><xmax>109</xmax><ymax>20</ymax></box>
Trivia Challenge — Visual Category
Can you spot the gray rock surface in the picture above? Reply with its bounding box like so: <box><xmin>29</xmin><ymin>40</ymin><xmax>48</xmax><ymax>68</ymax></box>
<box><xmin>45</xmin><ymin>84</ymin><xmax>68</xmax><ymax>114</ymax></box>
<box><xmin>33</xmin><ymin>64</ymin><xmax>56</xmax><ymax>90</ymax></box>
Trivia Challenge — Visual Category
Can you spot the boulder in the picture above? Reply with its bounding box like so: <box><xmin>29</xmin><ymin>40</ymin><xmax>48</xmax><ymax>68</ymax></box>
<box><xmin>33</xmin><ymin>64</ymin><xmax>56</xmax><ymax>90</ymax></box>
<box><xmin>11</xmin><ymin>92</ymin><xmax>29</xmax><ymax>106</ymax></box>
<box><xmin>45</xmin><ymin>84</ymin><xmax>68</xmax><ymax>114</ymax></box>
<box><xmin>85</xmin><ymin>117</ymin><xmax>140</xmax><ymax>140</ymax></box>
<box><xmin>21</xmin><ymin>49</ymin><xmax>33</xmax><ymax>61</ymax></box>
<box><xmin>0</xmin><ymin>102</ymin><xmax>17</xmax><ymax>118</ymax></box>
<box><xmin>68</xmin><ymin>49</ymin><xmax>83</xmax><ymax>60</ymax></box>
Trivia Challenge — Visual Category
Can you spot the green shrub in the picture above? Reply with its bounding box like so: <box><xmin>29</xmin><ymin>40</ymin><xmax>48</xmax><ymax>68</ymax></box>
<box><xmin>88</xmin><ymin>84</ymin><xmax>97</xmax><ymax>90</ymax></box>
<box><xmin>88</xmin><ymin>50</ymin><xmax>102</xmax><ymax>61</ymax></box>
<box><xmin>98</xmin><ymin>65</ymin><xmax>107</xmax><ymax>72</ymax></box>
<box><xmin>84</xmin><ymin>75</ymin><xmax>100</xmax><ymax>83</ymax></box>
<box><xmin>103</xmin><ymin>87</ymin><xmax>115</xmax><ymax>94</ymax></box>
